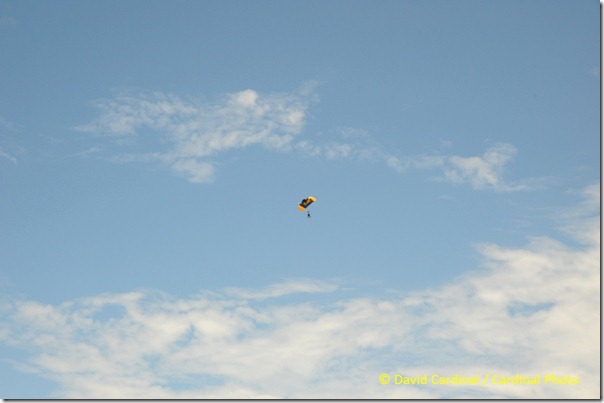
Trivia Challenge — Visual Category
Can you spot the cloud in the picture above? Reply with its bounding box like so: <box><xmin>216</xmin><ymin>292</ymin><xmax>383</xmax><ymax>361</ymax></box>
<box><xmin>295</xmin><ymin>134</ymin><xmax>526</xmax><ymax>191</ymax></box>
<box><xmin>224</xmin><ymin>278</ymin><xmax>339</xmax><ymax>300</ymax></box>
<box><xmin>0</xmin><ymin>115</ymin><xmax>16</xmax><ymax>131</ymax></box>
<box><xmin>295</xmin><ymin>127</ymin><xmax>400</xmax><ymax>168</ymax></box>
<box><xmin>381</xmin><ymin>143</ymin><xmax>529</xmax><ymax>191</ymax></box>
<box><xmin>289</xmin><ymin>121</ymin><xmax>525</xmax><ymax>191</ymax></box>
<box><xmin>0</xmin><ymin>115</ymin><xmax>20</xmax><ymax>164</ymax></box>
<box><xmin>169</xmin><ymin>158</ymin><xmax>215</xmax><ymax>184</ymax></box>
<box><xmin>558</xmin><ymin>183</ymin><xmax>601</xmax><ymax>245</ymax></box>
<box><xmin>440</xmin><ymin>143</ymin><xmax>527</xmax><ymax>191</ymax></box>
<box><xmin>0</xmin><ymin>148</ymin><xmax>17</xmax><ymax>164</ymax></box>
<box><xmin>77</xmin><ymin>83</ymin><xmax>316</xmax><ymax>183</ymax></box>
<box><xmin>0</xmin><ymin>186</ymin><xmax>598</xmax><ymax>399</ymax></box>
<box><xmin>78</xmin><ymin>85</ymin><xmax>530</xmax><ymax>191</ymax></box>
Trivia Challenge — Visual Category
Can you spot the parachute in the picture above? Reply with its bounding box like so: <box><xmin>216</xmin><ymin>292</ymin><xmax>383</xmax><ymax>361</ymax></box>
<box><xmin>297</xmin><ymin>196</ymin><xmax>316</xmax><ymax>211</ymax></box>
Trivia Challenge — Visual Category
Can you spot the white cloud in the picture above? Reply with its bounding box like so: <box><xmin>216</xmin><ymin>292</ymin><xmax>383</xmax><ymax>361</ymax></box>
<box><xmin>0</xmin><ymin>115</ymin><xmax>20</xmax><ymax>164</ymax></box>
<box><xmin>294</xmin><ymin>126</ymin><xmax>393</xmax><ymax>165</ymax></box>
<box><xmin>559</xmin><ymin>183</ymin><xmax>601</xmax><ymax>245</ymax></box>
<box><xmin>385</xmin><ymin>154</ymin><xmax>409</xmax><ymax>172</ymax></box>
<box><xmin>0</xmin><ymin>148</ymin><xmax>17</xmax><ymax>164</ymax></box>
<box><xmin>0</xmin><ymin>115</ymin><xmax>17</xmax><ymax>131</ymax></box>
<box><xmin>373</xmin><ymin>143</ymin><xmax>525</xmax><ymax>191</ymax></box>
<box><xmin>79</xmin><ymin>86</ymin><xmax>530</xmax><ymax>191</ymax></box>
<box><xmin>0</xmin><ymin>186</ymin><xmax>599</xmax><ymax>398</ymax></box>
<box><xmin>442</xmin><ymin>143</ymin><xmax>525</xmax><ymax>191</ymax></box>
<box><xmin>295</xmin><ymin>136</ymin><xmax>526</xmax><ymax>191</ymax></box>
<box><xmin>224</xmin><ymin>278</ymin><xmax>339</xmax><ymax>300</ymax></box>
<box><xmin>169</xmin><ymin>158</ymin><xmax>215</xmax><ymax>184</ymax></box>
<box><xmin>78</xmin><ymin>84</ymin><xmax>315</xmax><ymax>183</ymax></box>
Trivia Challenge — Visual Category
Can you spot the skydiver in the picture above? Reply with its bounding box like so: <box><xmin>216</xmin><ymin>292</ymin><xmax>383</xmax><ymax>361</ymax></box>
<box><xmin>307</xmin><ymin>211</ymin><xmax>311</xmax><ymax>219</ymax></box>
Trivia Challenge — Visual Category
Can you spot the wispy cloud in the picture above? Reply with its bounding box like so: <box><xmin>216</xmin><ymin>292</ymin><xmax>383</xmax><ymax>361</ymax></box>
<box><xmin>0</xmin><ymin>115</ymin><xmax>20</xmax><ymax>164</ymax></box>
<box><xmin>0</xmin><ymin>148</ymin><xmax>17</xmax><ymax>164</ymax></box>
<box><xmin>0</xmin><ymin>186</ymin><xmax>598</xmax><ymax>398</ymax></box>
<box><xmin>297</xmin><ymin>132</ymin><xmax>528</xmax><ymax>192</ymax></box>
<box><xmin>79</xmin><ymin>86</ymin><xmax>534</xmax><ymax>191</ymax></box>
<box><xmin>77</xmin><ymin>83</ymin><xmax>317</xmax><ymax>183</ymax></box>
<box><xmin>295</xmin><ymin>126</ymin><xmax>383</xmax><ymax>161</ymax></box>
<box><xmin>224</xmin><ymin>278</ymin><xmax>339</xmax><ymax>300</ymax></box>
<box><xmin>439</xmin><ymin>143</ymin><xmax>528</xmax><ymax>191</ymax></box>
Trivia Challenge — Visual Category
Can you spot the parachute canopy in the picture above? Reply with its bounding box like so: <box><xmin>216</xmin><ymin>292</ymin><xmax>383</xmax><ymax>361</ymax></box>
<box><xmin>298</xmin><ymin>196</ymin><xmax>316</xmax><ymax>211</ymax></box>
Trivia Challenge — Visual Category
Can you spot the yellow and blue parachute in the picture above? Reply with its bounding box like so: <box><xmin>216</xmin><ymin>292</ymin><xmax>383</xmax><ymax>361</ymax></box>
<box><xmin>297</xmin><ymin>196</ymin><xmax>316</xmax><ymax>211</ymax></box>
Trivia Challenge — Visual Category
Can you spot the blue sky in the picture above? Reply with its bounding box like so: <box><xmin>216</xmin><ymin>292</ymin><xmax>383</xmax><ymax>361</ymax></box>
<box><xmin>0</xmin><ymin>0</ymin><xmax>600</xmax><ymax>398</ymax></box>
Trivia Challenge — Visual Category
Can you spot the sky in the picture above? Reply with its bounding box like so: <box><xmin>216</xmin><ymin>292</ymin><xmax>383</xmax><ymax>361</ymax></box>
<box><xmin>0</xmin><ymin>0</ymin><xmax>600</xmax><ymax>399</ymax></box>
